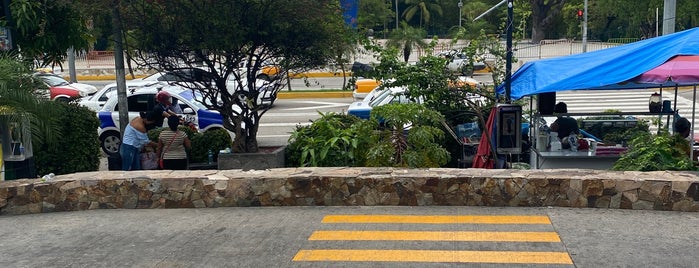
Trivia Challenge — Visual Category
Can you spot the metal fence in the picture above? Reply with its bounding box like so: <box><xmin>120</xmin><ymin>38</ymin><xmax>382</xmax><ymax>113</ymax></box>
<box><xmin>65</xmin><ymin>39</ymin><xmax>626</xmax><ymax>70</ymax></box>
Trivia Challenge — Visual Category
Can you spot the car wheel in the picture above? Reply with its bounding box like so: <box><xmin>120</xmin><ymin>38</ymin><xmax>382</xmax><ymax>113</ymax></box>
<box><xmin>100</xmin><ymin>131</ymin><xmax>121</xmax><ymax>156</ymax></box>
<box><xmin>54</xmin><ymin>97</ymin><xmax>71</xmax><ymax>102</ymax></box>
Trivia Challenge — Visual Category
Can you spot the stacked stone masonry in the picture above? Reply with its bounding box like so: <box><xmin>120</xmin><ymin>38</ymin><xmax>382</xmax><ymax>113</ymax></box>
<box><xmin>1</xmin><ymin>168</ymin><xmax>698</xmax><ymax>215</ymax></box>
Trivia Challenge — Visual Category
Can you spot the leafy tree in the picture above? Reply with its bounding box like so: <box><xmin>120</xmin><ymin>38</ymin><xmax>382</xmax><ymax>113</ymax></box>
<box><xmin>120</xmin><ymin>0</ymin><xmax>350</xmax><ymax>153</ymax></box>
<box><xmin>402</xmin><ymin>0</ymin><xmax>443</xmax><ymax>28</ymax></box>
<box><xmin>3</xmin><ymin>0</ymin><xmax>92</xmax><ymax>69</ymax></box>
<box><xmin>386</xmin><ymin>21</ymin><xmax>428</xmax><ymax>62</ymax></box>
<box><xmin>357</xmin><ymin>0</ymin><xmax>395</xmax><ymax>36</ymax></box>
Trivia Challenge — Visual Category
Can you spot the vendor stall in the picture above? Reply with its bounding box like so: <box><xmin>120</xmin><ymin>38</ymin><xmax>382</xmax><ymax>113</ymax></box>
<box><xmin>495</xmin><ymin>27</ymin><xmax>699</xmax><ymax>170</ymax></box>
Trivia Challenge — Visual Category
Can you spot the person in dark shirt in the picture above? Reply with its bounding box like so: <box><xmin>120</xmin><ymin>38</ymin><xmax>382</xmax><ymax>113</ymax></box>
<box><xmin>673</xmin><ymin>117</ymin><xmax>692</xmax><ymax>157</ymax></box>
<box><xmin>550</xmin><ymin>102</ymin><xmax>580</xmax><ymax>147</ymax></box>
<box><xmin>150</xmin><ymin>90</ymin><xmax>178</xmax><ymax>129</ymax></box>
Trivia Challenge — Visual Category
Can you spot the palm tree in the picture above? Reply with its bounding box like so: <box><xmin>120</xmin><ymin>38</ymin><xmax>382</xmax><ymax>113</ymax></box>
<box><xmin>402</xmin><ymin>0</ymin><xmax>443</xmax><ymax>28</ymax></box>
<box><xmin>0</xmin><ymin>53</ymin><xmax>60</xmax><ymax>148</ymax></box>
<box><xmin>386</xmin><ymin>21</ymin><xmax>428</xmax><ymax>62</ymax></box>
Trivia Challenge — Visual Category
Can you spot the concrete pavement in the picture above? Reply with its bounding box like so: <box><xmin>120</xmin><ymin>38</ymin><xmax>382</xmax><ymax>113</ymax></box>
<box><xmin>0</xmin><ymin>206</ymin><xmax>695</xmax><ymax>267</ymax></box>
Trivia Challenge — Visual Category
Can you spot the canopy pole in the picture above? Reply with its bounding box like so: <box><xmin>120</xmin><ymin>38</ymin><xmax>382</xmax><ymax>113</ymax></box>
<box><xmin>658</xmin><ymin>85</ymin><xmax>663</xmax><ymax>134</ymax></box>
<box><xmin>691</xmin><ymin>84</ymin><xmax>697</xmax><ymax>162</ymax></box>
<box><xmin>668</xmin><ymin>84</ymin><xmax>678</xmax><ymax>129</ymax></box>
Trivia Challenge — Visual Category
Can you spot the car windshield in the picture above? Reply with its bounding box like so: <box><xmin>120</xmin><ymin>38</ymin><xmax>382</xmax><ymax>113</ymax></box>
<box><xmin>368</xmin><ymin>88</ymin><xmax>396</xmax><ymax>107</ymax></box>
<box><xmin>39</xmin><ymin>75</ymin><xmax>69</xmax><ymax>86</ymax></box>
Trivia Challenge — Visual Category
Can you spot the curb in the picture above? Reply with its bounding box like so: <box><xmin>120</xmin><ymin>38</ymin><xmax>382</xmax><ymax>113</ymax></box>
<box><xmin>70</xmin><ymin>72</ymin><xmax>351</xmax><ymax>81</ymax></box>
<box><xmin>277</xmin><ymin>91</ymin><xmax>353</xmax><ymax>99</ymax></box>
<box><xmin>70</xmin><ymin>70</ymin><xmax>491</xmax><ymax>81</ymax></box>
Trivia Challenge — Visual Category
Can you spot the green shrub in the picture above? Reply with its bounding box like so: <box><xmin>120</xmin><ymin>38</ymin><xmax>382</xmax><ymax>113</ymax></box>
<box><xmin>33</xmin><ymin>102</ymin><xmax>101</xmax><ymax>175</ymax></box>
<box><xmin>286</xmin><ymin>112</ymin><xmax>375</xmax><ymax>167</ymax></box>
<box><xmin>579</xmin><ymin>111</ymin><xmax>650</xmax><ymax>144</ymax></box>
<box><xmin>612</xmin><ymin>130</ymin><xmax>695</xmax><ymax>171</ymax></box>
<box><xmin>366</xmin><ymin>103</ymin><xmax>450</xmax><ymax>168</ymax></box>
<box><xmin>188</xmin><ymin>128</ymin><xmax>232</xmax><ymax>163</ymax></box>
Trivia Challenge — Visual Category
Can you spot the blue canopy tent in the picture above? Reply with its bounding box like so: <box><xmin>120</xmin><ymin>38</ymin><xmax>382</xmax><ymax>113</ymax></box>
<box><xmin>495</xmin><ymin>27</ymin><xmax>699</xmax><ymax>166</ymax></box>
<box><xmin>496</xmin><ymin>27</ymin><xmax>699</xmax><ymax>100</ymax></box>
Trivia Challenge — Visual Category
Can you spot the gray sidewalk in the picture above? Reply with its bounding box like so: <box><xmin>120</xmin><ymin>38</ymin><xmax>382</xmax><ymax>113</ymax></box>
<box><xmin>0</xmin><ymin>206</ymin><xmax>695</xmax><ymax>267</ymax></box>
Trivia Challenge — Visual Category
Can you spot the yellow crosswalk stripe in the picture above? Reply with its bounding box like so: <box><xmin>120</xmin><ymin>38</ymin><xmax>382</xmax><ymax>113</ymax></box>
<box><xmin>293</xmin><ymin>249</ymin><xmax>573</xmax><ymax>264</ymax></box>
<box><xmin>308</xmin><ymin>230</ymin><xmax>561</xmax><ymax>242</ymax></box>
<box><xmin>322</xmin><ymin>215</ymin><xmax>552</xmax><ymax>224</ymax></box>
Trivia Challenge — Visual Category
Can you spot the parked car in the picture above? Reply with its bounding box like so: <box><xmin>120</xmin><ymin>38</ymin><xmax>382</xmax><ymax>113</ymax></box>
<box><xmin>139</xmin><ymin>67</ymin><xmax>279</xmax><ymax>105</ymax></box>
<box><xmin>34</xmin><ymin>73</ymin><xmax>98</xmax><ymax>96</ymax></box>
<box><xmin>352</xmin><ymin>78</ymin><xmax>381</xmax><ymax>100</ymax></box>
<box><xmin>79</xmin><ymin>81</ymin><xmax>164</xmax><ymax>112</ymax></box>
<box><xmin>348</xmin><ymin>87</ymin><xmax>412</xmax><ymax>120</ymax></box>
<box><xmin>348</xmin><ymin>79</ymin><xmax>486</xmax><ymax>120</ymax></box>
<box><xmin>97</xmin><ymin>84</ymin><xmax>224</xmax><ymax>155</ymax></box>
<box><xmin>41</xmin><ymin>84</ymin><xmax>83</xmax><ymax>102</ymax></box>
<box><xmin>438</xmin><ymin>50</ymin><xmax>487</xmax><ymax>75</ymax></box>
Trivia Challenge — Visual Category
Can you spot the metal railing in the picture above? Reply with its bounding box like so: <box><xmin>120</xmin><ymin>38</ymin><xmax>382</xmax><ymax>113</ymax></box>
<box><xmin>65</xmin><ymin>39</ymin><xmax>626</xmax><ymax>70</ymax></box>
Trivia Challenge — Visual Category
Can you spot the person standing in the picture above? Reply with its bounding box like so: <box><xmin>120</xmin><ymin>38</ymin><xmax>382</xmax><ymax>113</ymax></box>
<box><xmin>151</xmin><ymin>90</ymin><xmax>179</xmax><ymax>129</ymax></box>
<box><xmin>550</xmin><ymin>101</ymin><xmax>579</xmax><ymax>136</ymax></box>
<box><xmin>157</xmin><ymin>116</ymin><xmax>191</xmax><ymax>170</ymax></box>
<box><xmin>120</xmin><ymin>112</ymin><xmax>158</xmax><ymax>171</ymax></box>
<box><xmin>673</xmin><ymin>117</ymin><xmax>692</xmax><ymax>157</ymax></box>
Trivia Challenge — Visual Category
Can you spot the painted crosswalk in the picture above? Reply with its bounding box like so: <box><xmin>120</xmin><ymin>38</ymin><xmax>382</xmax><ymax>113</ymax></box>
<box><xmin>292</xmin><ymin>214</ymin><xmax>574</xmax><ymax>266</ymax></box>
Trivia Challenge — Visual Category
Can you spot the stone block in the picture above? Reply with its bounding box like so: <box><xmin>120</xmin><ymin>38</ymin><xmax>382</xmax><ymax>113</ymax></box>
<box><xmin>217</xmin><ymin>146</ymin><xmax>286</xmax><ymax>170</ymax></box>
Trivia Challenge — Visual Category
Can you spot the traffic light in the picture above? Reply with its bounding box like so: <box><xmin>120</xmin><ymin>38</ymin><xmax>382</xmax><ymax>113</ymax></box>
<box><xmin>577</xmin><ymin>9</ymin><xmax>583</xmax><ymax>21</ymax></box>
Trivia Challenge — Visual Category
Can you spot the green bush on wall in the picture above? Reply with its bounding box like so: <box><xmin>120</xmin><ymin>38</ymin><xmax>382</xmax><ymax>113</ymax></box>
<box><xmin>33</xmin><ymin>102</ymin><xmax>101</xmax><ymax>175</ymax></box>
<box><xmin>189</xmin><ymin>128</ymin><xmax>232</xmax><ymax>163</ymax></box>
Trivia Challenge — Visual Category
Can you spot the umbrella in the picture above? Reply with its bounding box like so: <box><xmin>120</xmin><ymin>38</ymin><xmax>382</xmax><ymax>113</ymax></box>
<box><xmin>472</xmin><ymin>107</ymin><xmax>497</xmax><ymax>169</ymax></box>
<box><xmin>634</xmin><ymin>55</ymin><xmax>699</xmax><ymax>85</ymax></box>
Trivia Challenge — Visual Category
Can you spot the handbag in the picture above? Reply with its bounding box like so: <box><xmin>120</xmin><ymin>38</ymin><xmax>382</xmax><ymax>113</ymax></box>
<box><xmin>141</xmin><ymin>150</ymin><xmax>159</xmax><ymax>170</ymax></box>
<box><xmin>160</xmin><ymin>131</ymin><xmax>177</xmax><ymax>169</ymax></box>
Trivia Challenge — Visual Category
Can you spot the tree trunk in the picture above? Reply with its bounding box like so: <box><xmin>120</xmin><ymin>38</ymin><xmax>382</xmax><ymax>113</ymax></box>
<box><xmin>529</xmin><ymin>0</ymin><xmax>567</xmax><ymax>44</ymax></box>
<box><xmin>530</xmin><ymin>21</ymin><xmax>546</xmax><ymax>44</ymax></box>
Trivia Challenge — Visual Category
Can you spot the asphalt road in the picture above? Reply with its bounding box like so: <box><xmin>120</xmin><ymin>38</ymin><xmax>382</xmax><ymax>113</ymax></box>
<box><xmin>0</xmin><ymin>206</ymin><xmax>695</xmax><ymax>267</ymax></box>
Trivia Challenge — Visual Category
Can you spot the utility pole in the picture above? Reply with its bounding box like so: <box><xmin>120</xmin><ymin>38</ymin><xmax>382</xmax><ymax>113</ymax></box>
<box><xmin>582</xmin><ymin>0</ymin><xmax>588</xmax><ymax>52</ymax></box>
<box><xmin>473</xmin><ymin>0</ymin><xmax>511</xmax><ymax>102</ymax></box>
<box><xmin>395</xmin><ymin>0</ymin><xmax>399</xmax><ymax>29</ymax></box>
<box><xmin>2</xmin><ymin>0</ymin><xmax>13</xmax><ymax>50</ymax></box>
<box><xmin>458</xmin><ymin>0</ymin><xmax>463</xmax><ymax>29</ymax></box>
<box><xmin>662</xmin><ymin>0</ymin><xmax>676</xmax><ymax>35</ymax></box>
<box><xmin>112</xmin><ymin>3</ymin><xmax>129</xmax><ymax>137</ymax></box>
<box><xmin>68</xmin><ymin>47</ymin><xmax>77</xmax><ymax>83</ymax></box>
<box><xmin>505</xmin><ymin>0</ymin><xmax>513</xmax><ymax>103</ymax></box>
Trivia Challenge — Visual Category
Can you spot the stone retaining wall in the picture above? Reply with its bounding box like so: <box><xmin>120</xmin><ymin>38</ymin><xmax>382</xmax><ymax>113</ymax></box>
<box><xmin>1</xmin><ymin>168</ymin><xmax>698</xmax><ymax>215</ymax></box>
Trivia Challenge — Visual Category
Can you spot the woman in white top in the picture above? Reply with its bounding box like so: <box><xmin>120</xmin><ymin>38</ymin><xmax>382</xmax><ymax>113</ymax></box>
<box><xmin>157</xmin><ymin>116</ymin><xmax>191</xmax><ymax>170</ymax></box>
<box><xmin>120</xmin><ymin>112</ymin><xmax>158</xmax><ymax>171</ymax></box>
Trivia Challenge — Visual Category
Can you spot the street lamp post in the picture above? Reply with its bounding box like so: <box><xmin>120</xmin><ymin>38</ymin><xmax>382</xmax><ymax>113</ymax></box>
<box><xmin>395</xmin><ymin>0</ymin><xmax>399</xmax><ymax>29</ymax></box>
<box><xmin>458</xmin><ymin>0</ymin><xmax>463</xmax><ymax>28</ymax></box>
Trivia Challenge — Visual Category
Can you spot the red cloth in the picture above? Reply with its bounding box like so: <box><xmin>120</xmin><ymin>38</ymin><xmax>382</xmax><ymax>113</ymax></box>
<box><xmin>472</xmin><ymin>107</ymin><xmax>497</xmax><ymax>169</ymax></box>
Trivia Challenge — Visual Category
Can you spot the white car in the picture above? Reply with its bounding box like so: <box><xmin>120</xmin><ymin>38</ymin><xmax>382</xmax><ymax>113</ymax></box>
<box><xmin>439</xmin><ymin>50</ymin><xmax>487</xmax><ymax>75</ymax></box>
<box><xmin>34</xmin><ymin>73</ymin><xmax>98</xmax><ymax>96</ymax></box>
<box><xmin>139</xmin><ymin>67</ymin><xmax>279</xmax><ymax>105</ymax></box>
<box><xmin>79</xmin><ymin>81</ymin><xmax>164</xmax><ymax>112</ymax></box>
<box><xmin>347</xmin><ymin>87</ymin><xmax>412</xmax><ymax>120</ymax></box>
<box><xmin>97</xmin><ymin>84</ymin><xmax>224</xmax><ymax>155</ymax></box>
